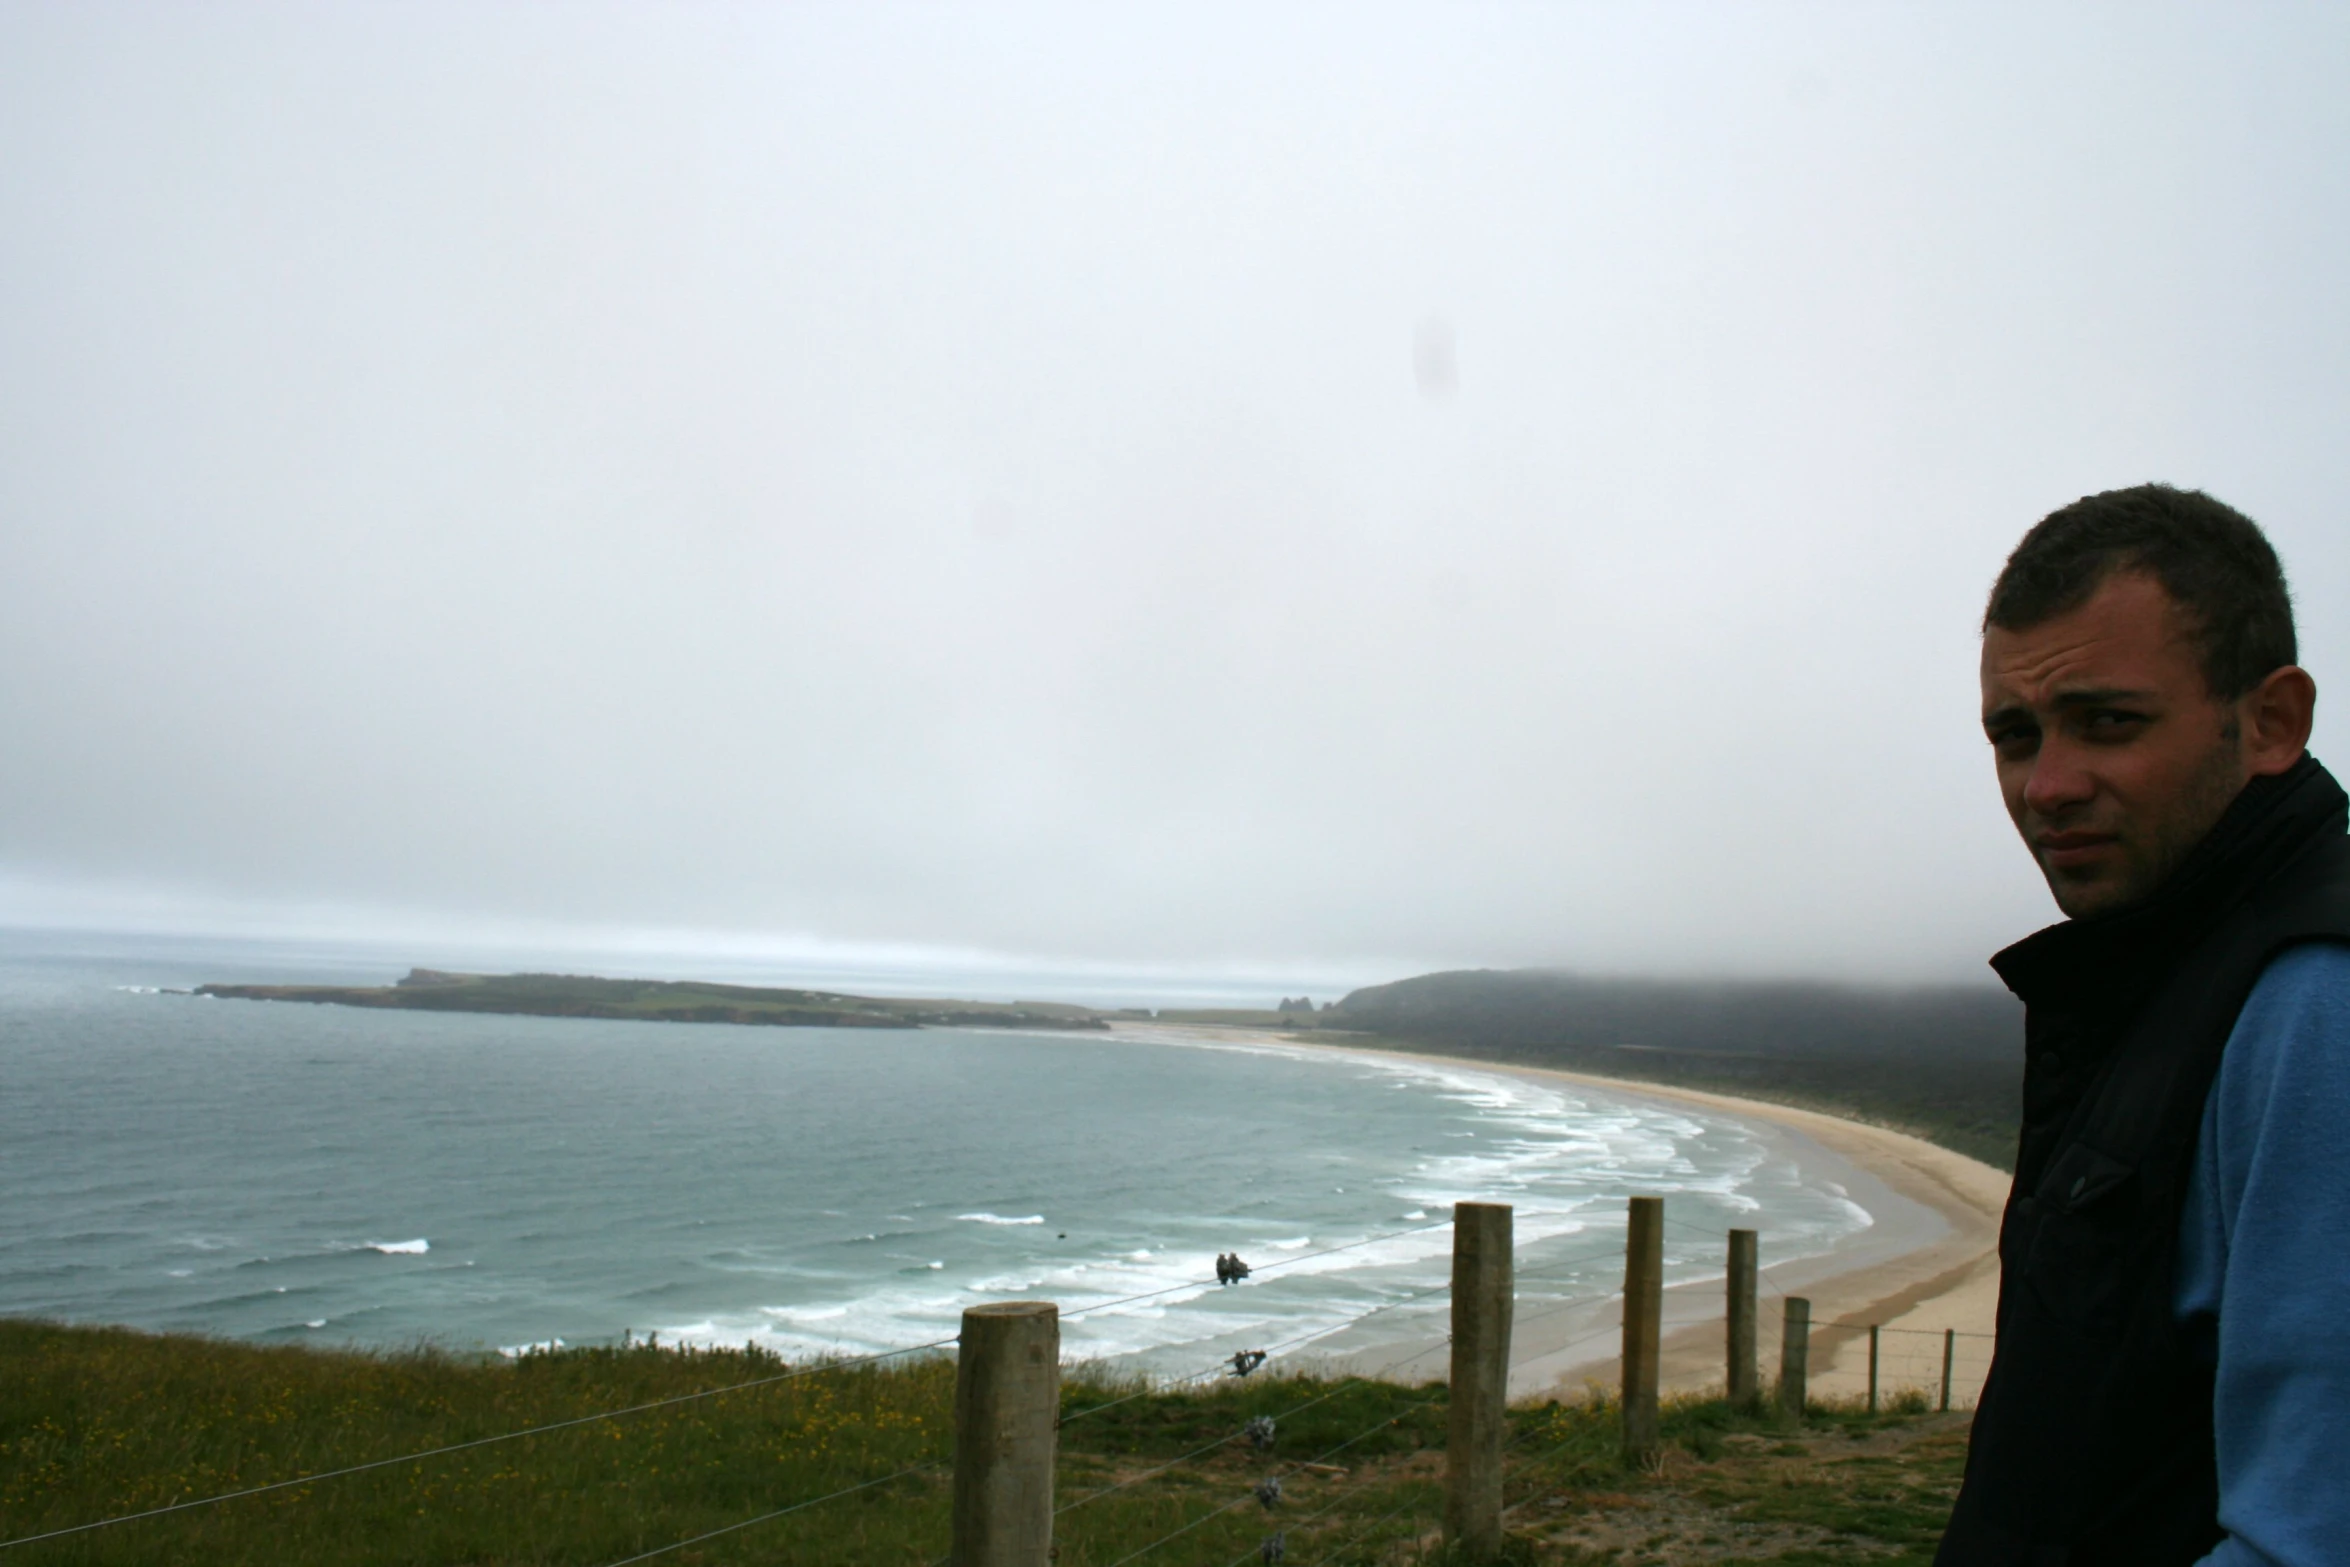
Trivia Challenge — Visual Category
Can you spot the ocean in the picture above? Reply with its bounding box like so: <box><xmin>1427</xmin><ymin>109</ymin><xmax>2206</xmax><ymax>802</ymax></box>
<box><xmin>0</xmin><ymin>928</ymin><xmax>1887</xmax><ymax>1378</ymax></box>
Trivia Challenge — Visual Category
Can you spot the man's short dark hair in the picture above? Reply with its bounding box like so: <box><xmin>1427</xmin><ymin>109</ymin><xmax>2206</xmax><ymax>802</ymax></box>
<box><xmin>1984</xmin><ymin>483</ymin><xmax>2297</xmax><ymax>699</ymax></box>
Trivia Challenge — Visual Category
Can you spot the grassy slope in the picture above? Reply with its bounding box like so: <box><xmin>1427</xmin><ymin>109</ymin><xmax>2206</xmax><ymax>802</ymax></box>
<box><xmin>0</xmin><ymin>1321</ymin><xmax>1967</xmax><ymax>1565</ymax></box>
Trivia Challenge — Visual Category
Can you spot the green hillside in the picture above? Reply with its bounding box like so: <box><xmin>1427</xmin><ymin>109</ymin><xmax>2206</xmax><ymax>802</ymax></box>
<box><xmin>0</xmin><ymin>1320</ymin><xmax>1968</xmax><ymax>1565</ymax></box>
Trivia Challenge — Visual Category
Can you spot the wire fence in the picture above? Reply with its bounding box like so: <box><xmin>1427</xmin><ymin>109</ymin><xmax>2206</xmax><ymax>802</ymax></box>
<box><xmin>800</xmin><ymin>1230</ymin><xmax>1631</xmax><ymax>1565</ymax></box>
<box><xmin>1095</xmin><ymin>1254</ymin><xmax>1662</xmax><ymax>1567</ymax></box>
<box><xmin>1098</xmin><ymin>1392</ymin><xmax>1446</xmax><ymax>1567</ymax></box>
<box><xmin>598</xmin><ymin>1459</ymin><xmax>946</xmax><ymax>1567</ymax></box>
<box><xmin>1647</xmin><ymin>1210</ymin><xmax>1994</xmax><ymax>1409</ymax></box>
<box><xmin>0</xmin><ymin>1329</ymin><xmax>963</xmax><ymax>1553</ymax></box>
<box><xmin>638</xmin><ymin>1216</ymin><xmax>1482</xmax><ymax>1567</ymax></box>
<box><xmin>0</xmin><ymin>1215</ymin><xmax>1474</xmax><ymax>1555</ymax></box>
<box><xmin>4</xmin><ymin>1198</ymin><xmax>1997</xmax><ymax>1565</ymax></box>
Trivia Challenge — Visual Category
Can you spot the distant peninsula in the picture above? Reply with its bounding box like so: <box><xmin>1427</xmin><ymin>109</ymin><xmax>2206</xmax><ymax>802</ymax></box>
<box><xmin>194</xmin><ymin>969</ymin><xmax>1112</xmax><ymax>1031</ymax></box>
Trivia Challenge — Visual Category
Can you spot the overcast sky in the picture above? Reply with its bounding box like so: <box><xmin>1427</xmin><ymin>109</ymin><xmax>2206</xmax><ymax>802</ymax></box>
<box><xmin>2</xmin><ymin>4</ymin><xmax>2346</xmax><ymax>985</ymax></box>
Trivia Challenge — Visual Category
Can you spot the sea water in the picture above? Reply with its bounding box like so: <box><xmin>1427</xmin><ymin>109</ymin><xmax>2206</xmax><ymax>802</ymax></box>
<box><xmin>0</xmin><ymin>930</ymin><xmax>1880</xmax><ymax>1376</ymax></box>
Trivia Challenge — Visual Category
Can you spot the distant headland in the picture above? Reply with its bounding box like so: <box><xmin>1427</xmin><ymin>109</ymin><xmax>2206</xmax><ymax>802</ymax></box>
<box><xmin>194</xmin><ymin>969</ymin><xmax>1114</xmax><ymax>1032</ymax></box>
<box><xmin>191</xmin><ymin>965</ymin><xmax>2027</xmax><ymax>1167</ymax></box>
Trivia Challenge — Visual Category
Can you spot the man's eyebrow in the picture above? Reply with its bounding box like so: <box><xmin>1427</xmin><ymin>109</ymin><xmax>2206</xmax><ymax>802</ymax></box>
<box><xmin>1981</xmin><ymin>702</ymin><xmax>2033</xmax><ymax>732</ymax></box>
<box><xmin>1973</xmin><ymin>686</ymin><xmax>2152</xmax><ymax>728</ymax></box>
<box><xmin>1980</xmin><ymin>688</ymin><xmax>2159</xmax><ymax>728</ymax></box>
<box><xmin>2046</xmin><ymin>687</ymin><xmax>2158</xmax><ymax>708</ymax></box>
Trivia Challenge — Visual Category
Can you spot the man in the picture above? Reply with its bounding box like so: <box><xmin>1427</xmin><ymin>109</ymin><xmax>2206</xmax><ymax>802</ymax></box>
<box><xmin>1938</xmin><ymin>485</ymin><xmax>2349</xmax><ymax>1565</ymax></box>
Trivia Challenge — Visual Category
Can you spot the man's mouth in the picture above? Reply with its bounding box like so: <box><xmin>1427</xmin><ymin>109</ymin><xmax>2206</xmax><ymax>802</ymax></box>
<box><xmin>2036</xmin><ymin>831</ymin><xmax>2119</xmax><ymax>872</ymax></box>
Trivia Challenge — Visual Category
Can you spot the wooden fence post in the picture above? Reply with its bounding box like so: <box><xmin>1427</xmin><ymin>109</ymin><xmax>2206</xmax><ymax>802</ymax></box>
<box><xmin>1726</xmin><ymin>1229</ymin><xmax>1758</xmax><ymax>1407</ymax></box>
<box><xmin>1621</xmin><ymin>1196</ymin><xmax>1663</xmax><ymax>1463</ymax></box>
<box><xmin>1940</xmin><ymin>1328</ymin><xmax>1956</xmax><ymax>1413</ymax></box>
<box><xmin>1778</xmin><ymin>1297</ymin><xmax>1810</xmax><ymax>1419</ymax></box>
<box><xmin>1445</xmin><ymin>1202</ymin><xmax>1513</xmax><ymax>1560</ymax></box>
<box><xmin>1866</xmin><ymin>1324</ymin><xmax>1880</xmax><ymax>1413</ymax></box>
<box><xmin>953</xmin><ymin>1302</ymin><xmax>1059</xmax><ymax>1567</ymax></box>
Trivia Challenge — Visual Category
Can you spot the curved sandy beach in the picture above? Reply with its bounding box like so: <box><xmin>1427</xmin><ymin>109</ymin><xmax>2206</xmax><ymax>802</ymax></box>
<box><xmin>1483</xmin><ymin>1062</ymin><xmax>2007</xmax><ymax>1406</ymax></box>
<box><xmin>1123</xmin><ymin>1026</ymin><xmax>2010</xmax><ymax>1407</ymax></box>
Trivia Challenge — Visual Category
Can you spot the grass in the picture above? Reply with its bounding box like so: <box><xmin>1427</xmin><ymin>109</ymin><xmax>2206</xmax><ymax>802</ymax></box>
<box><xmin>0</xmin><ymin>1320</ymin><xmax>1968</xmax><ymax>1565</ymax></box>
<box><xmin>1507</xmin><ymin>1390</ymin><xmax>1970</xmax><ymax>1565</ymax></box>
<box><xmin>0</xmin><ymin>1320</ymin><xmax>954</xmax><ymax>1565</ymax></box>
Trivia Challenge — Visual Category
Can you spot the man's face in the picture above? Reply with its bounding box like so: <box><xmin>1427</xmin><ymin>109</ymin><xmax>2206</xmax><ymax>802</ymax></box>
<box><xmin>1980</xmin><ymin>570</ymin><xmax>2250</xmax><ymax>920</ymax></box>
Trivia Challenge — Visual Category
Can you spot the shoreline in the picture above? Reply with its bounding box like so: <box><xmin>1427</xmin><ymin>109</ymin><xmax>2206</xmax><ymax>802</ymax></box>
<box><xmin>1113</xmin><ymin>1024</ymin><xmax>2008</xmax><ymax>1405</ymax></box>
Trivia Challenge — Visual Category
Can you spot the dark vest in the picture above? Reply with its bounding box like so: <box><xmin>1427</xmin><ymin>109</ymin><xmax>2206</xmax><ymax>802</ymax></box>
<box><xmin>1937</xmin><ymin>756</ymin><xmax>2350</xmax><ymax>1566</ymax></box>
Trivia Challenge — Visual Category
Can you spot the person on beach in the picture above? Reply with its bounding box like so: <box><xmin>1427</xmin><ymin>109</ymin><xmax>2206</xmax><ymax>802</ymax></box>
<box><xmin>1938</xmin><ymin>486</ymin><xmax>2349</xmax><ymax>1566</ymax></box>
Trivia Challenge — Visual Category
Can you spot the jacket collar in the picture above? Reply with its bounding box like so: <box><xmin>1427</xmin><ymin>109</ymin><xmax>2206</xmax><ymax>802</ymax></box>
<box><xmin>1990</xmin><ymin>754</ymin><xmax>2348</xmax><ymax>1013</ymax></box>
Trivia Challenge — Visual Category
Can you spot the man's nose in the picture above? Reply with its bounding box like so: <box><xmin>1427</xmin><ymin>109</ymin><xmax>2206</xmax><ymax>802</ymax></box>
<box><xmin>2021</xmin><ymin>739</ymin><xmax>2097</xmax><ymax>817</ymax></box>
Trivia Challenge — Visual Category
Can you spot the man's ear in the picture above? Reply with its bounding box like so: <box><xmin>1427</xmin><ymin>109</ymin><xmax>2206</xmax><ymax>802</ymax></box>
<box><xmin>2241</xmin><ymin>665</ymin><xmax>2318</xmax><ymax>777</ymax></box>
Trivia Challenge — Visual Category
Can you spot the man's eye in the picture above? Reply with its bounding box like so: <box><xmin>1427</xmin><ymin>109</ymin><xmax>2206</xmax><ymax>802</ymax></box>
<box><xmin>2085</xmin><ymin>710</ymin><xmax>2147</xmax><ymax>733</ymax></box>
<box><xmin>1987</xmin><ymin>724</ymin><xmax>2037</xmax><ymax>752</ymax></box>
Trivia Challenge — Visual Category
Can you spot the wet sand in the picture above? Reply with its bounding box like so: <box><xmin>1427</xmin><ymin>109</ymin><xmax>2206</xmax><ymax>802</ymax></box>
<box><xmin>1477</xmin><ymin>1065</ymin><xmax>2007</xmax><ymax>1406</ymax></box>
<box><xmin>1156</xmin><ymin>1029</ymin><xmax>2010</xmax><ymax>1406</ymax></box>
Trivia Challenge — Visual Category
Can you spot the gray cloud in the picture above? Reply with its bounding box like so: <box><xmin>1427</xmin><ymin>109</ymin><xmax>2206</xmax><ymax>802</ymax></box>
<box><xmin>3</xmin><ymin>4</ymin><xmax>2346</xmax><ymax>981</ymax></box>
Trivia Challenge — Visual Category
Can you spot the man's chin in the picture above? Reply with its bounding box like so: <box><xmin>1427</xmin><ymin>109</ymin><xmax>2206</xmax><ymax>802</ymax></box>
<box><xmin>2043</xmin><ymin>864</ymin><xmax>2148</xmax><ymax>922</ymax></box>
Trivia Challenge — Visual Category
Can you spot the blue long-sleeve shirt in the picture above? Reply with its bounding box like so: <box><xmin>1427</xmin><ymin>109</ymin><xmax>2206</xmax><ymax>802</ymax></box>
<box><xmin>2176</xmin><ymin>939</ymin><xmax>2350</xmax><ymax>1567</ymax></box>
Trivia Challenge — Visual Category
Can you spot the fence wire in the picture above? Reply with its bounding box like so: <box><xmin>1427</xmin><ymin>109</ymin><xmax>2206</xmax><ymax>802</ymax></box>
<box><xmin>1185</xmin><ymin>1300</ymin><xmax>1627</xmax><ymax>1567</ymax></box>
<box><xmin>1057</xmin><ymin>1234</ymin><xmax>1623</xmax><ymax>1439</ymax></box>
<box><xmin>594</xmin><ymin>1220</ymin><xmax>1480</xmax><ymax>1567</ymax></box>
<box><xmin>1057</xmin><ymin>1376</ymin><xmax>1380</xmax><ymax>1518</ymax></box>
<box><xmin>1292</xmin><ymin>1485</ymin><xmax>1442</xmax><ymax>1567</ymax></box>
<box><xmin>1212</xmin><ymin>1463</ymin><xmax>1438</xmax><ymax>1567</ymax></box>
<box><xmin>593</xmin><ymin>1460</ymin><xmax>945</xmax><ymax>1567</ymax></box>
<box><xmin>7</xmin><ymin>1202</ymin><xmax>2000</xmax><ymax>1561</ymax></box>
<box><xmin>1058</xmin><ymin>1286</ymin><xmax>1498</xmax><ymax>1527</ymax></box>
<box><xmin>1059</xmin><ymin>1274</ymin><xmax>1463</xmax><ymax>1432</ymax></box>
<box><xmin>0</xmin><ymin>1330</ymin><xmax>962</xmax><ymax>1553</ymax></box>
<box><xmin>2</xmin><ymin>1216</ymin><xmax>1468</xmax><ymax>1555</ymax></box>
<box><xmin>1094</xmin><ymin>1394</ymin><xmax>1444</xmax><ymax>1567</ymax></box>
